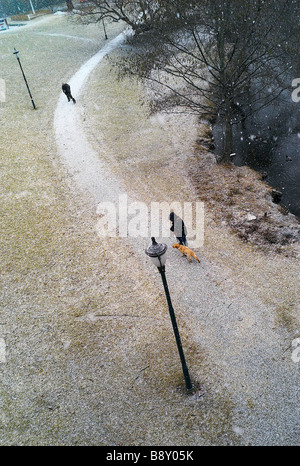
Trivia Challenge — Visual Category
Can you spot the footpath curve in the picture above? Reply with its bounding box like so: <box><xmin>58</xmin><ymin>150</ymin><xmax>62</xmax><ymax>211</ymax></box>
<box><xmin>54</xmin><ymin>32</ymin><xmax>126</xmax><ymax>205</ymax></box>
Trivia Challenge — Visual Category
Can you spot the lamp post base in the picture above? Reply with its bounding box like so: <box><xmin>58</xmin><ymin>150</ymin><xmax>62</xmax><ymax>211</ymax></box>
<box><xmin>158</xmin><ymin>266</ymin><xmax>193</xmax><ymax>393</ymax></box>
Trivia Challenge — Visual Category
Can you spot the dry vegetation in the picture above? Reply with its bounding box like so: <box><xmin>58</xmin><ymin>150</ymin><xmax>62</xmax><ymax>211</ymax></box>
<box><xmin>189</xmin><ymin>131</ymin><xmax>300</xmax><ymax>250</ymax></box>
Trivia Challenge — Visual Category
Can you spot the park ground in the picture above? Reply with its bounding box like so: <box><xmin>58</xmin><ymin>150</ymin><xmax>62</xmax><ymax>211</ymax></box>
<box><xmin>0</xmin><ymin>12</ymin><xmax>299</xmax><ymax>446</ymax></box>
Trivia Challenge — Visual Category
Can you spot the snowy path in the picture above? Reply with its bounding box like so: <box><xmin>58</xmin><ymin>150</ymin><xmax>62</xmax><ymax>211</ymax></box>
<box><xmin>54</xmin><ymin>32</ymin><xmax>126</xmax><ymax>206</ymax></box>
<box><xmin>53</xmin><ymin>35</ymin><xmax>299</xmax><ymax>446</ymax></box>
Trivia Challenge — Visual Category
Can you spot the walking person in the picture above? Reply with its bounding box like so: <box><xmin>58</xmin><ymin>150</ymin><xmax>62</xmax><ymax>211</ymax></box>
<box><xmin>169</xmin><ymin>212</ymin><xmax>188</xmax><ymax>246</ymax></box>
<box><xmin>62</xmin><ymin>82</ymin><xmax>76</xmax><ymax>103</ymax></box>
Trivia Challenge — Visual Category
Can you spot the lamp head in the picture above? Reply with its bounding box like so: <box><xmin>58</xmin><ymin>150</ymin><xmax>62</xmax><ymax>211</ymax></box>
<box><xmin>145</xmin><ymin>237</ymin><xmax>168</xmax><ymax>270</ymax></box>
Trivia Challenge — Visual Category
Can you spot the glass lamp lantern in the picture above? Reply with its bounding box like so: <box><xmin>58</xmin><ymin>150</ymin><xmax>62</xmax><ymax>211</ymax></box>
<box><xmin>145</xmin><ymin>237</ymin><xmax>168</xmax><ymax>270</ymax></box>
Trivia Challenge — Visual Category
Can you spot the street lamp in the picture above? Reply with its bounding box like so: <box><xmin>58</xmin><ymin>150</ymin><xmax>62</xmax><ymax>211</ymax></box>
<box><xmin>13</xmin><ymin>48</ymin><xmax>36</xmax><ymax>110</ymax></box>
<box><xmin>145</xmin><ymin>237</ymin><xmax>193</xmax><ymax>392</ymax></box>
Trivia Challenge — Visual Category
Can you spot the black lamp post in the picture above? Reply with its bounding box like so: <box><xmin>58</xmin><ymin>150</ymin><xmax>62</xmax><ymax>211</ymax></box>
<box><xmin>102</xmin><ymin>18</ymin><xmax>108</xmax><ymax>40</ymax></box>
<box><xmin>145</xmin><ymin>237</ymin><xmax>193</xmax><ymax>392</ymax></box>
<box><xmin>13</xmin><ymin>48</ymin><xmax>36</xmax><ymax>110</ymax></box>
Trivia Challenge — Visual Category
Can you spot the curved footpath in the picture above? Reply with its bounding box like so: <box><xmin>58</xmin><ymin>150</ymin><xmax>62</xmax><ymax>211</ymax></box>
<box><xmin>54</xmin><ymin>31</ymin><xmax>299</xmax><ymax>446</ymax></box>
<box><xmin>54</xmin><ymin>31</ymin><xmax>126</xmax><ymax>204</ymax></box>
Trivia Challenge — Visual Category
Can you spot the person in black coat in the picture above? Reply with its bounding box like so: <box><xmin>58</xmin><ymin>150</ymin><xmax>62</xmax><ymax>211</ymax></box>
<box><xmin>169</xmin><ymin>212</ymin><xmax>187</xmax><ymax>245</ymax></box>
<box><xmin>62</xmin><ymin>83</ymin><xmax>76</xmax><ymax>103</ymax></box>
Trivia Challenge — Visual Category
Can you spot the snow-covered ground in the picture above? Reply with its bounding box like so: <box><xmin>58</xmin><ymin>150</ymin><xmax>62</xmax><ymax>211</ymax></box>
<box><xmin>0</xmin><ymin>12</ymin><xmax>299</xmax><ymax>446</ymax></box>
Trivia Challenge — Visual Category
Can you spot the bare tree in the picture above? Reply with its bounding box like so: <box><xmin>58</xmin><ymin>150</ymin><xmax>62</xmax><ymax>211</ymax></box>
<box><xmin>113</xmin><ymin>0</ymin><xmax>298</xmax><ymax>162</ymax></box>
<box><xmin>76</xmin><ymin>0</ymin><xmax>299</xmax><ymax>163</ymax></box>
<box><xmin>66</xmin><ymin>0</ymin><xmax>74</xmax><ymax>11</ymax></box>
<box><xmin>74</xmin><ymin>0</ymin><xmax>167</xmax><ymax>34</ymax></box>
